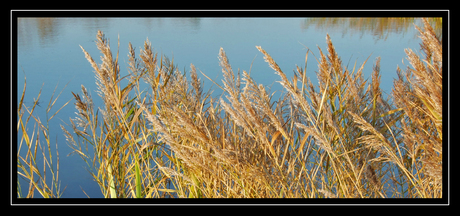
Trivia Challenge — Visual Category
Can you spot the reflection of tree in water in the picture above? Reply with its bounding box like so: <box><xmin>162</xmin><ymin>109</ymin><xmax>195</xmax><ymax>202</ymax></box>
<box><xmin>36</xmin><ymin>18</ymin><xmax>58</xmax><ymax>45</ymax></box>
<box><xmin>18</xmin><ymin>18</ymin><xmax>58</xmax><ymax>50</ymax></box>
<box><xmin>18</xmin><ymin>18</ymin><xmax>203</xmax><ymax>50</ymax></box>
<box><xmin>301</xmin><ymin>18</ymin><xmax>442</xmax><ymax>41</ymax></box>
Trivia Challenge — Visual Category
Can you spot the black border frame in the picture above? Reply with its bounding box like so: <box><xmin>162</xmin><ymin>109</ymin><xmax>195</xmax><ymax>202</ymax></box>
<box><xmin>10</xmin><ymin>9</ymin><xmax>449</xmax><ymax>207</ymax></box>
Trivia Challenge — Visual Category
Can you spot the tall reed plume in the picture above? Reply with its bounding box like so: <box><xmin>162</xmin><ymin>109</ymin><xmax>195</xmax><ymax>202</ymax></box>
<box><xmin>63</xmin><ymin>18</ymin><xmax>442</xmax><ymax>198</ymax></box>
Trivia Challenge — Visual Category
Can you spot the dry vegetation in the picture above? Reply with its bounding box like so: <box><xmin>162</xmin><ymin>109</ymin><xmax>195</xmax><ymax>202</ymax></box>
<box><xmin>17</xmin><ymin>77</ymin><xmax>71</xmax><ymax>198</ymax></box>
<box><xmin>18</xmin><ymin>18</ymin><xmax>442</xmax><ymax>198</ymax></box>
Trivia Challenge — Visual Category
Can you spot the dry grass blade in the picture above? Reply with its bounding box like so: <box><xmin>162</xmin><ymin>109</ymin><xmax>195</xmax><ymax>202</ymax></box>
<box><xmin>390</xmin><ymin>18</ymin><xmax>442</xmax><ymax>197</ymax></box>
<box><xmin>17</xmin><ymin>75</ymin><xmax>67</xmax><ymax>198</ymax></box>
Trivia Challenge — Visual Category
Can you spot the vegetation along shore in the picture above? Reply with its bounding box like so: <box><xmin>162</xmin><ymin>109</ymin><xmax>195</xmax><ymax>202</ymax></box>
<box><xmin>17</xmin><ymin>18</ymin><xmax>442</xmax><ymax>198</ymax></box>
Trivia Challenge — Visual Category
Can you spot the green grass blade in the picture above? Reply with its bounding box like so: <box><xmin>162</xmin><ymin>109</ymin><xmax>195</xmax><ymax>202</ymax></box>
<box><xmin>135</xmin><ymin>158</ymin><xmax>142</xmax><ymax>198</ymax></box>
<box><xmin>107</xmin><ymin>164</ymin><xmax>117</xmax><ymax>198</ymax></box>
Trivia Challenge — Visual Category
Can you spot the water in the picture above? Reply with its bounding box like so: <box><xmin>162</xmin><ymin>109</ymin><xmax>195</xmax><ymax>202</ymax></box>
<box><xmin>16</xmin><ymin>17</ymin><xmax>426</xmax><ymax>198</ymax></box>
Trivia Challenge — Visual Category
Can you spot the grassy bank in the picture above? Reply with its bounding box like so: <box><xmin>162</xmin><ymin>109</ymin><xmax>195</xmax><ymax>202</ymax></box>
<box><xmin>18</xmin><ymin>18</ymin><xmax>442</xmax><ymax>198</ymax></box>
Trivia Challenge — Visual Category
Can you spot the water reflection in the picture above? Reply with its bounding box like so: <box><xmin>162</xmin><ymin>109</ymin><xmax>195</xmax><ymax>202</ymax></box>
<box><xmin>18</xmin><ymin>17</ymin><xmax>442</xmax><ymax>52</ymax></box>
<box><xmin>17</xmin><ymin>18</ymin><xmax>203</xmax><ymax>51</ymax></box>
<box><xmin>20</xmin><ymin>17</ymin><xmax>443</xmax><ymax>51</ymax></box>
<box><xmin>301</xmin><ymin>18</ymin><xmax>442</xmax><ymax>41</ymax></box>
<box><xmin>35</xmin><ymin>18</ymin><xmax>58</xmax><ymax>44</ymax></box>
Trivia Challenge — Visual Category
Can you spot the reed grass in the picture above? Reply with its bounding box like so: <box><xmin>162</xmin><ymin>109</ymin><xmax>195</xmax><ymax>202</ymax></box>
<box><xmin>17</xmin><ymin>75</ymin><xmax>71</xmax><ymax>198</ymax></box>
<box><xmin>58</xmin><ymin>18</ymin><xmax>442</xmax><ymax>198</ymax></box>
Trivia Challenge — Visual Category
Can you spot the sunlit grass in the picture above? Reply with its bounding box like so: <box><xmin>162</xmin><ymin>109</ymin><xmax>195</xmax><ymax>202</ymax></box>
<box><xmin>18</xmin><ymin>18</ymin><xmax>442</xmax><ymax>198</ymax></box>
<box><xmin>17</xmin><ymin>75</ymin><xmax>72</xmax><ymax>198</ymax></box>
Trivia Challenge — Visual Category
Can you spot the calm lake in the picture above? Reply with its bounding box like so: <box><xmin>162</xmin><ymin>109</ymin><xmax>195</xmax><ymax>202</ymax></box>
<box><xmin>17</xmin><ymin>17</ymin><xmax>430</xmax><ymax>198</ymax></box>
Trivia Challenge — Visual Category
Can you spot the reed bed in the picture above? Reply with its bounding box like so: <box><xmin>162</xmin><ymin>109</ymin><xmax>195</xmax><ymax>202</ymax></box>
<box><xmin>45</xmin><ymin>18</ymin><xmax>442</xmax><ymax>198</ymax></box>
<box><xmin>17</xmin><ymin>75</ymin><xmax>71</xmax><ymax>198</ymax></box>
